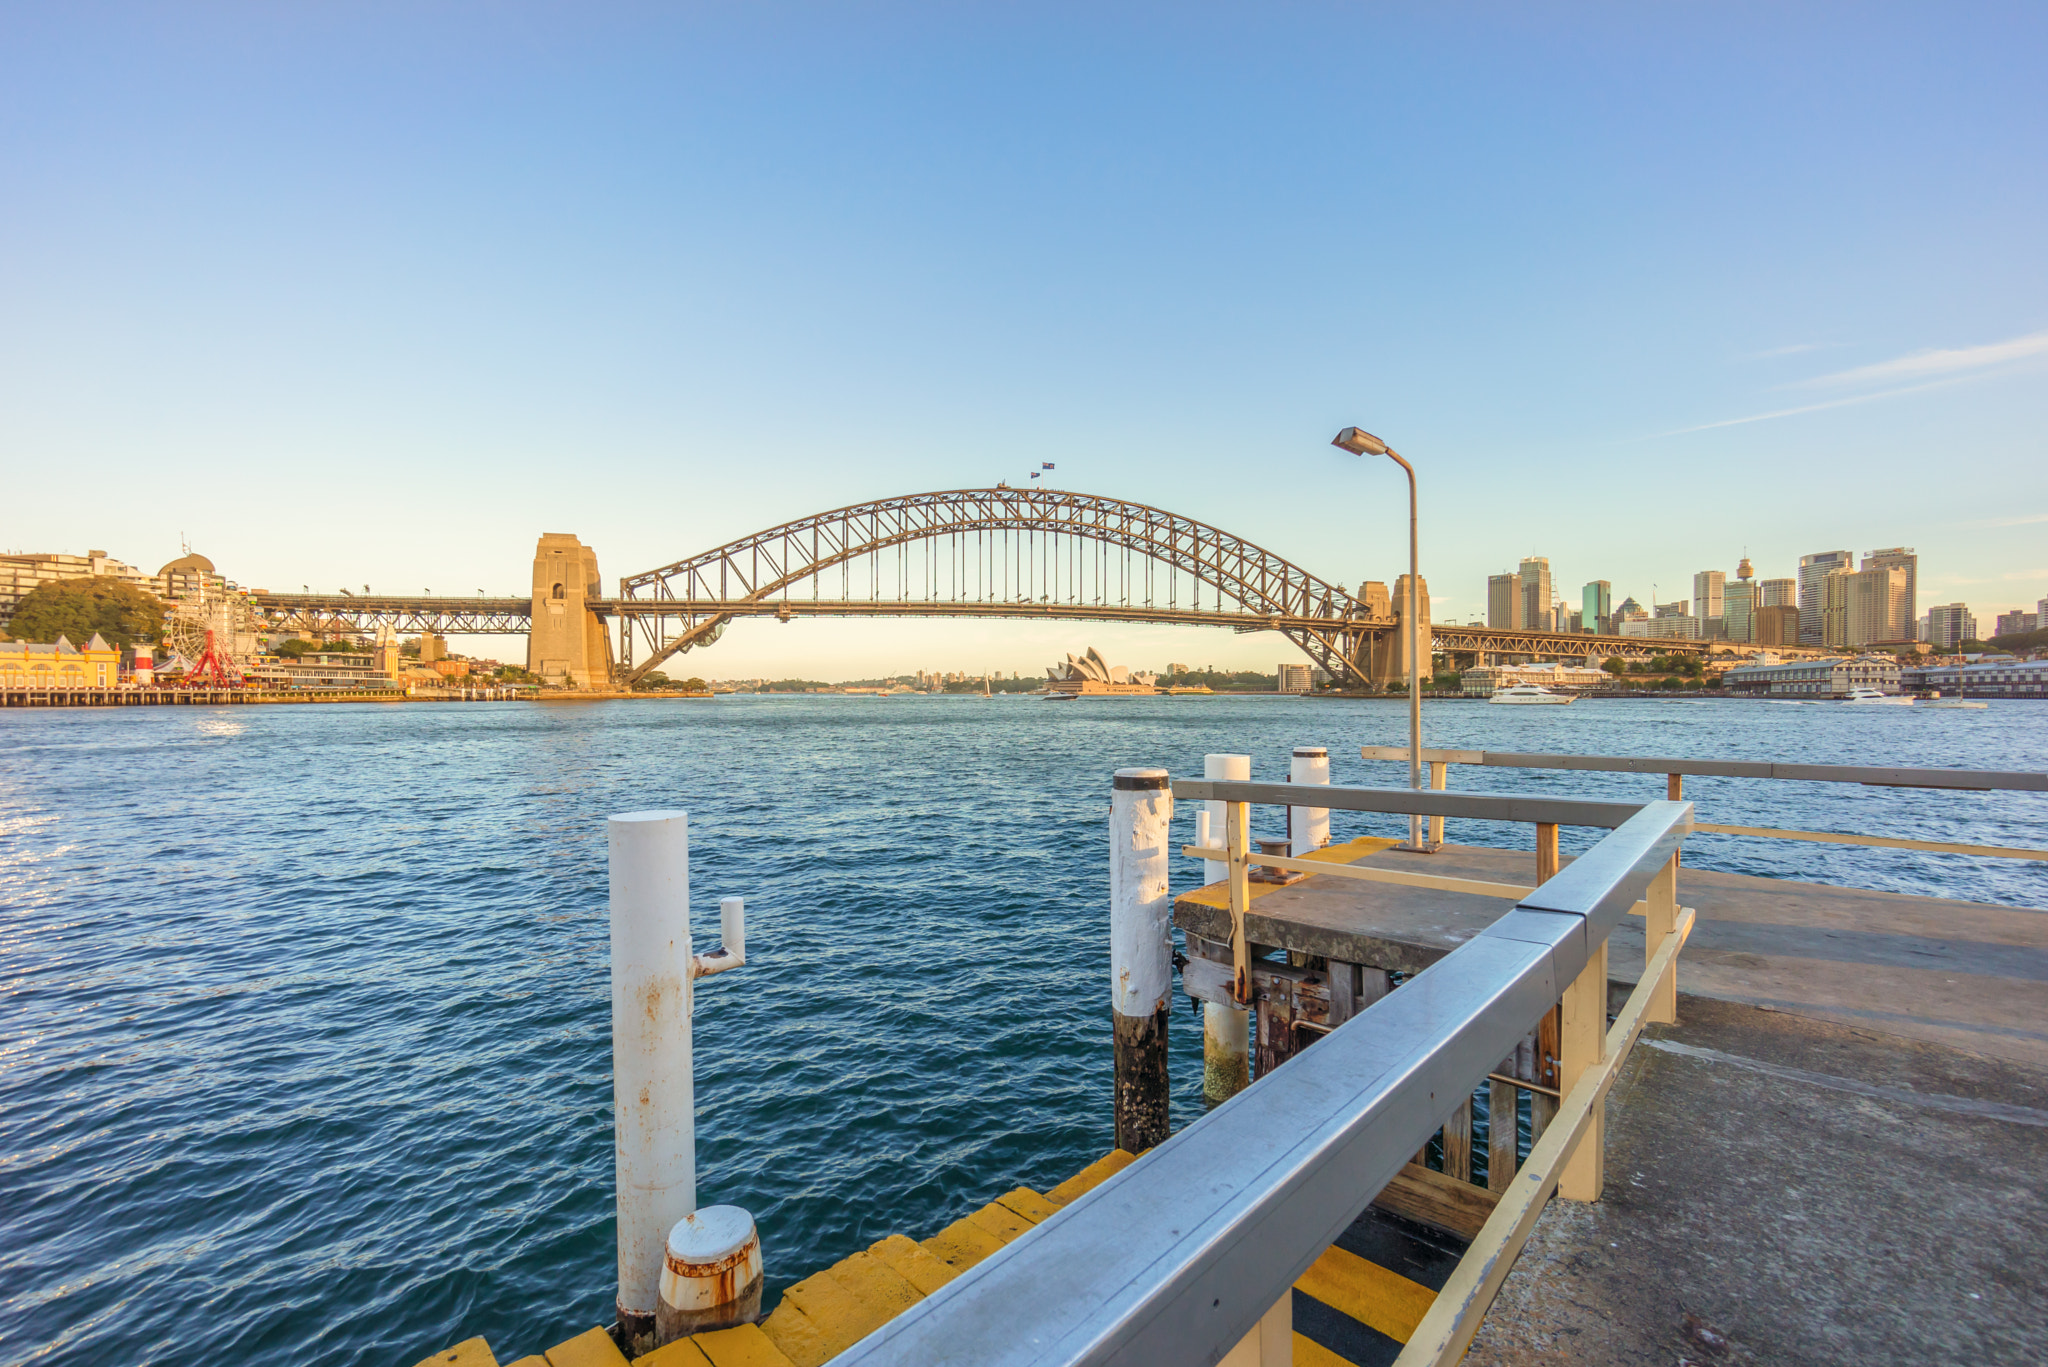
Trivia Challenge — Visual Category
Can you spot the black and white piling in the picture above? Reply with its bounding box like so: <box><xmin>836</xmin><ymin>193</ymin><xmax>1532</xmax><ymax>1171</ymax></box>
<box><xmin>1109</xmin><ymin>767</ymin><xmax>1173</xmax><ymax>1152</ymax></box>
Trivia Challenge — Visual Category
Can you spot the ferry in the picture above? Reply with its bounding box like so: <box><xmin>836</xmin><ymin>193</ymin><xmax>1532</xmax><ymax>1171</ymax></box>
<box><xmin>1489</xmin><ymin>683</ymin><xmax>1574</xmax><ymax>706</ymax></box>
<box><xmin>1841</xmin><ymin>687</ymin><xmax>1914</xmax><ymax>706</ymax></box>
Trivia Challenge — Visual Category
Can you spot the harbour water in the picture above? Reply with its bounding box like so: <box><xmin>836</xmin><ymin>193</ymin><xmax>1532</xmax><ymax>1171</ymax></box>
<box><xmin>3</xmin><ymin>696</ymin><xmax>2043</xmax><ymax>1367</ymax></box>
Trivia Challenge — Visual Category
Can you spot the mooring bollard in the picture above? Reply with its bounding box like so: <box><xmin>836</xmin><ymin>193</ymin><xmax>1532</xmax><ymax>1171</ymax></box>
<box><xmin>1202</xmin><ymin>754</ymin><xmax>1253</xmax><ymax>1104</ymax></box>
<box><xmin>658</xmin><ymin>1205</ymin><xmax>764</xmax><ymax>1341</ymax></box>
<box><xmin>1287</xmin><ymin>745</ymin><xmax>1330</xmax><ymax>855</ymax></box>
<box><xmin>608</xmin><ymin>812</ymin><xmax>755</xmax><ymax>1353</ymax></box>
<box><xmin>1110</xmin><ymin>767</ymin><xmax>1173</xmax><ymax>1153</ymax></box>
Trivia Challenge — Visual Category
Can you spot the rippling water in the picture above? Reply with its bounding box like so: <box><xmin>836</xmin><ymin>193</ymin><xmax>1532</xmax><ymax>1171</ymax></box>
<box><xmin>3</xmin><ymin>695</ymin><xmax>2044</xmax><ymax>1366</ymax></box>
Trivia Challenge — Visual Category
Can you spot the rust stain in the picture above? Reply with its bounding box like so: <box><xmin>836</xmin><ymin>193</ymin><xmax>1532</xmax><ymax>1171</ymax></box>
<box><xmin>644</xmin><ymin>980</ymin><xmax>664</xmax><ymax>1023</ymax></box>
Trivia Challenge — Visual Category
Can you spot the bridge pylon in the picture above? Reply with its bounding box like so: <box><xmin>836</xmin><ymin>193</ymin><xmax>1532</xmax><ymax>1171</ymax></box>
<box><xmin>529</xmin><ymin>534</ymin><xmax>613</xmax><ymax>689</ymax></box>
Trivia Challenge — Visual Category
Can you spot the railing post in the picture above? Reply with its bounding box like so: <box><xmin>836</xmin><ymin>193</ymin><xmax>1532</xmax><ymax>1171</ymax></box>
<box><xmin>1203</xmin><ymin>755</ymin><xmax>1253</xmax><ymax>1103</ymax></box>
<box><xmin>1646</xmin><ymin>853</ymin><xmax>1678</xmax><ymax>1025</ymax></box>
<box><xmin>1535</xmin><ymin>821</ymin><xmax>1560</xmax><ymax>884</ymax></box>
<box><xmin>1110</xmin><ymin>768</ymin><xmax>1173</xmax><ymax>1153</ymax></box>
<box><xmin>1428</xmin><ymin>759</ymin><xmax>1448</xmax><ymax>847</ymax></box>
<box><xmin>1217</xmin><ymin>1293</ymin><xmax>1292</xmax><ymax>1366</ymax></box>
<box><xmin>1225</xmin><ymin>798</ymin><xmax>1253</xmax><ymax>1006</ymax></box>
<box><xmin>1557</xmin><ymin>937</ymin><xmax>1609</xmax><ymax>1202</ymax></box>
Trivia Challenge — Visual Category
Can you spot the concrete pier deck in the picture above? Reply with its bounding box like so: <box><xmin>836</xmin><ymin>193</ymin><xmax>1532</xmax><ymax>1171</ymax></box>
<box><xmin>1462</xmin><ymin>994</ymin><xmax>2048</xmax><ymax>1365</ymax></box>
<box><xmin>1172</xmin><ymin>840</ymin><xmax>2048</xmax><ymax>1067</ymax></box>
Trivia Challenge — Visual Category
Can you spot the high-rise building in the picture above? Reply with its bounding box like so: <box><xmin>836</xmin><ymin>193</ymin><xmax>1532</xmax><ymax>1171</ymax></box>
<box><xmin>1994</xmin><ymin>610</ymin><xmax>2038</xmax><ymax>638</ymax></box>
<box><xmin>1925</xmin><ymin>604</ymin><xmax>1977</xmax><ymax>649</ymax></box>
<box><xmin>1581</xmin><ymin>580</ymin><xmax>1611</xmax><ymax>633</ymax></box>
<box><xmin>1754</xmin><ymin>604</ymin><xmax>1800</xmax><ymax>647</ymax></box>
<box><xmin>1692</xmin><ymin>570</ymin><xmax>1726</xmax><ymax>625</ymax></box>
<box><xmin>1862</xmin><ymin>548</ymin><xmax>1917</xmax><ymax>637</ymax></box>
<box><xmin>1760</xmin><ymin>577</ymin><xmax>1796</xmax><ymax>607</ymax></box>
<box><xmin>1488</xmin><ymin>573</ymin><xmax>1522</xmax><ymax>630</ymax></box>
<box><xmin>1519</xmin><ymin>557</ymin><xmax>1552</xmax><ymax>635</ymax></box>
<box><xmin>1799</xmin><ymin>551</ymin><xmax>1854</xmax><ymax>644</ymax></box>
<box><xmin>1826</xmin><ymin>565</ymin><xmax>1909</xmax><ymax>648</ymax></box>
<box><xmin>1724</xmin><ymin>581</ymin><xmax>1756</xmax><ymax>643</ymax></box>
<box><xmin>1277</xmin><ymin>663</ymin><xmax>1312</xmax><ymax>693</ymax></box>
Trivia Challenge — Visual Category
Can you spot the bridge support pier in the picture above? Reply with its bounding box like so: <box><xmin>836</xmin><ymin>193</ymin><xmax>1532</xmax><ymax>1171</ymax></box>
<box><xmin>530</xmin><ymin>534</ymin><xmax>611</xmax><ymax>689</ymax></box>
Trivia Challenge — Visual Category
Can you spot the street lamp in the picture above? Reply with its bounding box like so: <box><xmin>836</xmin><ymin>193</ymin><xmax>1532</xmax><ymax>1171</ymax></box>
<box><xmin>1333</xmin><ymin>426</ymin><xmax>1429</xmax><ymax>851</ymax></box>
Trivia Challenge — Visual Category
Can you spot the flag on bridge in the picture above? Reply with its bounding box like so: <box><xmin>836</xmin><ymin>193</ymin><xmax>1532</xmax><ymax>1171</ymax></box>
<box><xmin>1030</xmin><ymin>471</ymin><xmax>1041</xmax><ymax>479</ymax></box>
<box><xmin>1042</xmin><ymin>462</ymin><xmax>1055</xmax><ymax>469</ymax></box>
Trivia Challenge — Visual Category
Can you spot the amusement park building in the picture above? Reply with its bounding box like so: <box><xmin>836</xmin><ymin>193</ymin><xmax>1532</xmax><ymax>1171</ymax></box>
<box><xmin>0</xmin><ymin>633</ymin><xmax>121</xmax><ymax>688</ymax></box>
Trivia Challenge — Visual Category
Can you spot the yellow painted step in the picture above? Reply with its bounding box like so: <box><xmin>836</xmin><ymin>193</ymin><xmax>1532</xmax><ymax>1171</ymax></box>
<box><xmin>413</xmin><ymin>1339</ymin><xmax>499</xmax><ymax>1367</ymax></box>
<box><xmin>1291</xmin><ymin>1331</ymin><xmax>1355</xmax><ymax>1367</ymax></box>
<box><xmin>1046</xmin><ymin>1149</ymin><xmax>1137</xmax><ymax>1205</ymax></box>
<box><xmin>687</xmin><ymin>1323</ymin><xmax>797</xmax><ymax>1367</ymax></box>
<box><xmin>506</xmin><ymin>1359</ymin><xmax>548</xmax><ymax>1367</ymax></box>
<box><xmin>758</xmin><ymin>1299</ymin><xmax>834</xmax><ymax>1367</ymax></box>
<box><xmin>867</xmin><ymin>1233</ymin><xmax>956</xmax><ymax>1296</ymax></box>
<box><xmin>1293</xmin><ymin>1244</ymin><xmax>1436</xmax><ymax>1344</ymax></box>
<box><xmin>964</xmin><ymin>1200</ymin><xmax>1033</xmax><ymax>1244</ymax></box>
<box><xmin>632</xmin><ymin>1339</ymin><xmax>711</xmax><ymax>1367</ymax></box>
<box><xmin>545</xmin><ymin>1328</ymin><xmax>630</xmax><ymax>1367</ymax></box>
<box><xmin>921</xmin><ymin>1213</ymin><xmax>1008</xmax><ymax>1270</ymax></box>
<box><xmin>993</xmin><ymin>1187</ymin><xmax>1060</xmax><ymax>1224</ymax></box>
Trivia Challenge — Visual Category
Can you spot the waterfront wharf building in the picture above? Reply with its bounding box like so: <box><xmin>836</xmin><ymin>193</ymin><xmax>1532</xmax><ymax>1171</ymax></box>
<box><xmin>1904</xmin><ymin>658</ymin><xmax>2048</xmax><ymax>698</ymax></box>
<box><xmin>1720</xmin><ymin>653</ymin><xmax>1903</xmax><ymax>697</ymax></box>
<box><xmin>1798</xmin><ymin>549</ymin><xmax>1854</xmax><ymax>644</ymax></box>
<box><xmin>1459</xmin><ymin>660</ymin><xmax>1610</xmax><ymax>695</ymax></box>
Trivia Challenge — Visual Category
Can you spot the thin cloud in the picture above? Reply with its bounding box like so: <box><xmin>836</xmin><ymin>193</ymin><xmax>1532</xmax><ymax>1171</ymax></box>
<box><xmin>1796</xmin><ymin>328</ymin><xmax>2048</xmax><ymax>389</ymax></box>
<box><xmin>1655</xmin><ymin>373</ymin><xmax>1971</xmax><ymax>436</ymax></box>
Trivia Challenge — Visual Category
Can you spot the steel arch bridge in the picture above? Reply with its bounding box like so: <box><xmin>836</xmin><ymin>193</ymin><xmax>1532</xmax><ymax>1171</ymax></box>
<box><xmin>616</xmin><ymin>486</ymin><xmax>1401</xmax><ymax>686</ymax></box>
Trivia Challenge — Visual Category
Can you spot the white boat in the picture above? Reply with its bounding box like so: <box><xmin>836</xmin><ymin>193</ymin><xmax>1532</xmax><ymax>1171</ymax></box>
<box><xmin>1921</xmin><ymin>689</ymin><xmax>1987</xmax><ymax>710</ymax></box>
<box><xmin>1841</xmin><ymin>687</ymin><xmax>1913</xmax><ymax>706</ymax></box>
<box><xmin>1489</xmin><ymin>683</ymin><xmax>1574</xmax><ymax>706</ymax></box>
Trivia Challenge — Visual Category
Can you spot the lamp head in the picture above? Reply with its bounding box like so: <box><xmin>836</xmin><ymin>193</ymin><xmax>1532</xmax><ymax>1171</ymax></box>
<box><xmin>1332</xmin><ymin>427</ymin><xmax>1389</xmax><ymax>456</ymax></box>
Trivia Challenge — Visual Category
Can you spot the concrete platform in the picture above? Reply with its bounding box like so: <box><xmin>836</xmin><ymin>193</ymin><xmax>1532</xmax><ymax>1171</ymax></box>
<box><xmin>1173</xmin><ymin>841</ymin><xmax>2048</xmax><ymax>1068</ymax></box>
<box><xmin>1463</xmin><ymin>994</ymin><xmax>2048</xmax><ymax>1366</ymax></box>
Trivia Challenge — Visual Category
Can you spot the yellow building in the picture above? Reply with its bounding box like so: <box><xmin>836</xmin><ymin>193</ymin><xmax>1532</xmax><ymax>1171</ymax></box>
<box><xmin>0</xmin><ymin>632</ymin><xmax>123</xmax><ymax>688</ymax></box>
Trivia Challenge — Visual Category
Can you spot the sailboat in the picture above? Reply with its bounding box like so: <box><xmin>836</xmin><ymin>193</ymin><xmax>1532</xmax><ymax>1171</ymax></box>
<box><xmin>980</xmin><ymin>674</ymin><xmax>993</xmax><ymax>699</ymax></box>
<box><xmin>1924</xmin><ymin>667</ymin><xmax>1988</xmax><ymax>709</ymax></box>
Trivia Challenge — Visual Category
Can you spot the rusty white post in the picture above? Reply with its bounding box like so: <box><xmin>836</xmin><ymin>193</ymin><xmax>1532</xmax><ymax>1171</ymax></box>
<box><xmin>1110</xmin><ymin>767</ymin><xmax>1173</xmax><ymax>1153</ymax></box>
<box><xmin>658</xmin><ymin>1205</ymin><xmax>764</xmax><ymax>1342</ymax></box>
<box><xmin>612</xmin><ymin>816</ymin><xmax>755</xmax><ymax>1352</ymax></box>
<box><xmin>1287</xmin><ymin>745</ymin><xmax>1330</xmax><ymax>855</ymax></box>
<box><xmin>1202</xmin><ymin>753</ymin><xmax>1252</xmax><ymax>1104</ymax></box>
<box><xmin>610</xmin><ymin>810</ymin><xmax>696</xmax><ymax>1345</ymax></box>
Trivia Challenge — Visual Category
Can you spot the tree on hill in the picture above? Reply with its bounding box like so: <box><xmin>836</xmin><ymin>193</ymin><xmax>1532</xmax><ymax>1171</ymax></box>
<box><xmin>7</xmin><ymin>578</ymin><xmax>164</xmax><ymax>649</ymax></box>
<box><xmin>1987</xmin><ymin>626</ymin><xmax>2048</xmax><ymax>655</ymax></box>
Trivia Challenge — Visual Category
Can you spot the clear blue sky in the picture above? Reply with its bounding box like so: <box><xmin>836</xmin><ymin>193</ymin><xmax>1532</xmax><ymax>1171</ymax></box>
<box><xmin>4</xmin><ymin>3</ymin><xmax>2043</xmax><ymax>676</ymax></box>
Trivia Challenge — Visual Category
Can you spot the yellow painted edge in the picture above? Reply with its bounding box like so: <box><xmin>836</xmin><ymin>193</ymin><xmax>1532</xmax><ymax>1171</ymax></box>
<box><xmin>505</xmin><ymin>1359</ymin><xmax>549</xmax><ymax>1367</ymax></box>
<box><xmin>782</xmin><ymin>1265</ymin><xmax>887</xmax><ymax>1354</ymax></box>
<box><xmin>544</xmin><ymin>1327</ymin><xmax>630</xmax><ymax>1367</ymax></box>
<box><xmin>689</xmin><ymin>1322</ymin><xmax>798</xmax><ymax>1367</ymax></box>
<box><xmin>823</xmin><ymin>1249</ymin><xmax>921</xmax><ymax>1319</ymax></box>
<box><xmin>1180</xmin><ymin>836</ymin><xmax>1401</xmax><ymax>909</ymax></box>
<box><xmin>1294</xmin><ymin>1244</ymin><xmax>1436</xmax><ymax>1344</ymax></box>
<box><xmin>1046</xmin><ymin>1149</ymin><xmax>1137</xmax><ymax>1205</ymax></box>
<box><xmin>1292</xmin><ymin>1331</ymin><xmax>1358</xmax><ymax>1367</ymax></box>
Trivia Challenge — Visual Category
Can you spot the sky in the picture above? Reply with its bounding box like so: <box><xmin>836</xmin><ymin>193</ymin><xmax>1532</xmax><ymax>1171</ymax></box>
<box><xmin>3</xmin><ymin>2</ymin><xmax>2043</xmax><ymax>677</ymax></box>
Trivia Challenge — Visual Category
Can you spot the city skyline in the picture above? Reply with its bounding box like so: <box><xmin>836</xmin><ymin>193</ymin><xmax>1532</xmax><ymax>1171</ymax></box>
<box><xmin>3</xmin><ymin>6</ymin><xmax>2043</xmax><ymax>679</ymax></box>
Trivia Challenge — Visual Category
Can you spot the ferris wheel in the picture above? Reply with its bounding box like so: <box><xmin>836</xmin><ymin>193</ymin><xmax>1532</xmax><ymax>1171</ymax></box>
<box><xmin>165</xmin><ymin>584</ymin><xmax>254</xmax><ymax>687</ymax></box>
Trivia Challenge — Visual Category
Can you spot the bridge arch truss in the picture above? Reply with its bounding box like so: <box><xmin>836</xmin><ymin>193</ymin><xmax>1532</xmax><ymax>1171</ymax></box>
<box><xmin>617</xmin><ymin>487</ymin><xmax>1396</xmax><ymax>685</ymax></box>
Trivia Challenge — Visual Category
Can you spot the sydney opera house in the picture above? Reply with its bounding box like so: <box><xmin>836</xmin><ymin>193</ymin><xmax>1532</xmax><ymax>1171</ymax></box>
<box><xmin>1043</xmin><ymin>647</ymin><xmax>1159</xmax><ymax>696</ymax></box>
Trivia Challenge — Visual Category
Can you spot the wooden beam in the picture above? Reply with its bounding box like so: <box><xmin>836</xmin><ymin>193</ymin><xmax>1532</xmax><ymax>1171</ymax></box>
<box><xmin>1557</xmin><ymin>937</ymin><xmax>1609</xmax><ymax>1203</ymax></box>
<box><xmin>1692</xmin><ymin>822</ymin><xmax>2048</xmax><ymax>861</ymax></box>
<box><xmin>1645</xmin><ymin>854</ymin><xmax>1678</xmax><ymax>1026</ymax></box>
<box><xmin>1370</xmin><ymin>1162</ymin><xmax>1500</xmax><ymax>1241</ymax></box>
<box><xmin>1182</xmin><ymin>845</ymin><xmax>1535</xmax><ymax>901</ymax></box>
<box><xmin>1225</xmin><ymin>801</ymin><xmax>1252</xmax><ymax>1005</ymax></box>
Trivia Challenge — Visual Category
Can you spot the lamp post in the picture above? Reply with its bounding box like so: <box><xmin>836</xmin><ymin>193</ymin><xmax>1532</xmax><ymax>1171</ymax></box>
<box><xmin>1333</xmin><ymin>426</ymin><xmax>1427</xmax><ymax>850</ymax></box>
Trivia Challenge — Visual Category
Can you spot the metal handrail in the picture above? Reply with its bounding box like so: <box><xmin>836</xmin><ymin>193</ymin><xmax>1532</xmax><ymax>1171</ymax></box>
<box><xmin>1172</xmin><ymin>778</ymin><xmax>1646</xmax><ymax>828</ymax></box>
<box><xmin>828</xmin><ymin>798</ymin><xmax>1693</xmax><ymax>1367</ymax></box>
<box><xmin>1357</xmin><ymin>746</ymin><xmax>2048</xmax><ymax>792</ymax></box>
